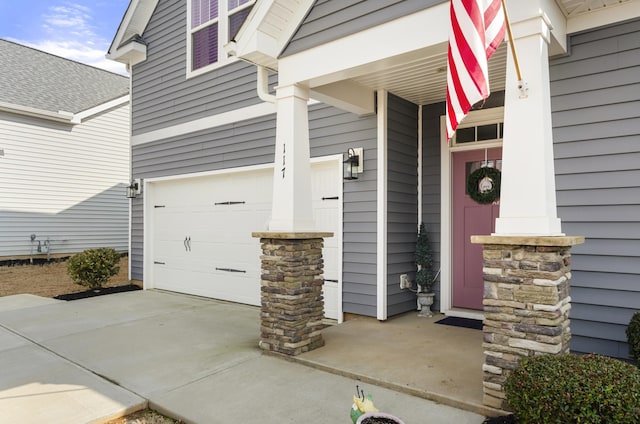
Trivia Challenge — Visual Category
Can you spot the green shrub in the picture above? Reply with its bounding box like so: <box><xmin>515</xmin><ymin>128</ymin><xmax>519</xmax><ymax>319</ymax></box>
<box><xmin>627</xmin><ymin>311</ymin><xmax>640</xmax><ymax>367</ymax></box>
<box><xmin>505</xmin><ymin>353</ymin><xmax>640</xmax><ymax>424</ymax></box>
<box><xmin>67</xmin><ymin>248</ymin><xmax>121</xmax><ymax>289</ymax></box>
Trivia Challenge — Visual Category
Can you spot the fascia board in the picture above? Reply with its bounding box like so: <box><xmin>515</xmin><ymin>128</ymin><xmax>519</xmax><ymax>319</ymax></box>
<box><xmin>72</xmin><ymin>95</ymin><xmax>130</xmax><ymax>124</ymax></box>
<box><xmin>0</xmin><ymin>102</ymin><xmax>74</xmax><ymax>123</ymax></box>
<box><xmin>108</xmin><ymin>0</ymin><xmax>158</xmax><ymax>60</ymax></box>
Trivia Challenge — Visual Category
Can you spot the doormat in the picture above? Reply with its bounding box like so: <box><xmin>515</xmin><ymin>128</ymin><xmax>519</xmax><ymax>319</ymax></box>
<box><xmin>435</xmin><ymin>316</ymin><xmax>483</xmax><ymax>330</ymax></box>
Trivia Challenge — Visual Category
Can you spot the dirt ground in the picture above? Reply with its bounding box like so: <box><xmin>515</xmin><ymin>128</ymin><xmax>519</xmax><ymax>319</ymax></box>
<box><xmin>0</xmin><ymin>256</ymin><xmax>131</xmax><ymax>298</ymax></box>
<box><xmin>0</xmin><ymin>257</ymin><xmax>180</xmax><ymax>423</ymax></box>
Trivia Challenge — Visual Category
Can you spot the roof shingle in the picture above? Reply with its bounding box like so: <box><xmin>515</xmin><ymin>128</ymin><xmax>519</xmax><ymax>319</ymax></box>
<box><xmin>0</xmin><ymin>39</ymin><xmax>129</xmax><ymax>114</ymax></box>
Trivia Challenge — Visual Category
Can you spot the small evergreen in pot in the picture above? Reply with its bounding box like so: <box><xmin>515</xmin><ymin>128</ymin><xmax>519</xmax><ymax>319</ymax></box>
<box><xmin>415</xmin><ymin>223</ymin><xmax>435</xmax><ymax>293</ymax></box>
<box><xmin>415</xmin><ymin>223</ymin><xmax>436</xmax><ymax>317</ymax></box>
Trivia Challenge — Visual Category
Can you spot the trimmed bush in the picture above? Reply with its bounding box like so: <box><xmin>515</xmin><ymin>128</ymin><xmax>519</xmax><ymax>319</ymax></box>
<box><xmin>505</xmin><ymin>353</ymin><xmax>640</xmax><ymax>424</ymax></box>
<box><xmin>67</xmin><ymin>248</ymin><xmax>121</xmax><ymax>289</ymax></box>
<box><xmin>627</xmin><ymin>311</ymin><xmax>640</xmax><ymax>367</ymax></box>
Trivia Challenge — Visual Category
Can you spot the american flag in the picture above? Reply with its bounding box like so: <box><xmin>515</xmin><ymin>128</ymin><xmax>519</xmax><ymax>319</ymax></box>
<box><xmin>446</xmin><ymin>0</ymin><xmax>505</xmax><ymax>140</ymax></box>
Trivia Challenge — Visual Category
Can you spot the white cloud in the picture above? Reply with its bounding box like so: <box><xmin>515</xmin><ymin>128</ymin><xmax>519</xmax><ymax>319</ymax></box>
<box><xmin>22</xmin><ymin>39</ymin><xmax>127</xmax><ymax>75</ymax></box>
<box><xmin>44</xmin><ymin>4</ymin><xmax>96</xmax><ymax>37</ymax></box>
<box><xmin>16</xmin><ymin>2</ymin><xmax>128</xmax><ymax>75</ymax></box>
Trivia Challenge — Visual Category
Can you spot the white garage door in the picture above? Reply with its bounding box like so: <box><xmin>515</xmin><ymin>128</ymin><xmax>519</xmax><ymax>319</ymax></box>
<box><xmin>147</xmin><ymin>160</ymin><xmax>341</xmax><ymax>319</ymax></box>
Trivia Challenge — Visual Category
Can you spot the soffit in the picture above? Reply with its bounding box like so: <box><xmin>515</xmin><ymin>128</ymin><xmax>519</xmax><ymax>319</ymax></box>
<box><xmin>331</xmin><ymin>1</ymin><xmax>635</xmax><ymax>106</ymax></box>
<box><xmin>347</xmin><ymin>44</ymin><xmax>507</xmax><ymax>107</ymax></box>
<box><xmin>555</xmin><ymin>0</ymin><xmax>633</xmax><ymax>16</ymax></box>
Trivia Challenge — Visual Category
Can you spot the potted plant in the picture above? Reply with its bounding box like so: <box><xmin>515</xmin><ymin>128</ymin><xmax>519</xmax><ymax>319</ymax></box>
<box><xmin>415</xmin><ymin>223</ymin><xmax>436</xmax><ymax>317</ymax></box>
<box><xmin>351</xmin><ymin>387</ymin><xmax>404</xmax><ymax>424</ymax></box>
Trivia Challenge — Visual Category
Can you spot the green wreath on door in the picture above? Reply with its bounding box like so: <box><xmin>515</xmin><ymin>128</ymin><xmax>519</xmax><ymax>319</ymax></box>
<box><xmin>466</xmin><ymin>166</ymin><xmax>501</xmax><ymax>204</ymax></box>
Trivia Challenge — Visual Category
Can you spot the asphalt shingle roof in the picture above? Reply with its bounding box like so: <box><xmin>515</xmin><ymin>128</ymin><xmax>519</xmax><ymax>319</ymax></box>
<box><xmin>0</xmin><ymin>39</ymin><xmax>129</xmax><ymax>114</ymax></box>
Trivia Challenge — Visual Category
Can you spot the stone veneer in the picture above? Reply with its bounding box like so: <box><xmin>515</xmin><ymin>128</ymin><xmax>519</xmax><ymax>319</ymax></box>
<box><xmin>252</xmin><ymin>232</ymin><xmax>332</xmax><ymax>356</ymax></box>
<box><xmin>471</xmin><ymin>235</ymin><xmax>584</xmax><ymax>410</ymax></box>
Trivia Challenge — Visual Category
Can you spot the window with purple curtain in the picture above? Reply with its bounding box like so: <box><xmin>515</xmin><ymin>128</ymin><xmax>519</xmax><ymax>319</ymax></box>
<box><xmin>192</xmin><ymin>23</ymin><xmax>218</xmax><ymax>70</ymax></box>
<box><xmin>190</xmin><ymin>0</ymin><xmax>254</xmax><ymax>71</ymax></box>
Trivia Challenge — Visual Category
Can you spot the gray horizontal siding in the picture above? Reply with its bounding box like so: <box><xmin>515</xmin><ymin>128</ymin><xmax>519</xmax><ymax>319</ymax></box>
<box><xmin>550</xmin><ymin>18</ymin><xmax>640</xmax><ymax>360</ymax></box>
<box><xmin>131</xmin><ymin>103</ymin><xmax>378</xmax><ymax>318</ymax></box>
<box><xmin>386</xmin><ymin>94</ymin><xmax>419</xmax><ymax>317</ymax></box>
<box><xmin>131</xmin><ymin>0</ymin><xmax>267</xmax><ymax>136</ymax></box>
<box><xmin>421</xmin><ymin>102</ymin><xmax>445</xmax><ymax>309</ymax></box>
<box><xmin>0</xmin><ymin>185</ymin><xmax>128</xmax><ymax>256</ymax></box>
<box><xmin>283</xmin><ymin>0</ymin><xmax>447</xmax><ymax>57</ymax></box>
<box><xmin>310</xmin><ymin>104</ymin><xmax>378</xmax><ymax>316</ymax></box>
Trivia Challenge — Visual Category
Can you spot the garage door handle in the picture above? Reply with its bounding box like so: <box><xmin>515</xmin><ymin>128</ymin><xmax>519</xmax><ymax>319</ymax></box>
<box><xmin>322</xmin><ymin>196</ymin><xmax>339</xmax><ymax>200</ymax></box>
<box><xmin>184</xmin><ymin>236</ymin><xmax>191</xmax><ymax>252</ymax></box>
<box><xmin>154</xmin><ymin>261</ymin><xmax>165</xmax><ymax>265</ymax></box>
<box><xmin>324</xmin><ymin>279</ymin><xmax>338</xmax><ymax>283</ymax></box>
<box><xmin>215</xmin><ymin>201</ymin><xmax>246</xmax><ymax>205</ymax></box>
<box><xmin>216</xmin><ymin>267</ymin><xmax>246</xmax><ymax>273</ymax></box>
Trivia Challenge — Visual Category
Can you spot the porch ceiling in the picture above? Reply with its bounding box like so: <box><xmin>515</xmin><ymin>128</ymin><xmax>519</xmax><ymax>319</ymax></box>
<box><xmin>348</xmin><ymin>44</ymin><xmax>508</xmax><ymax>107</ymax></box>
<box><xmin>556</xmin><ymin>0</ymin><xmax>634</xmax><ymax>16</ymax></box>
<box><xmin>344</xmin><ymin>0</ymin><xmax>634</xmax><ymax>107</ymax></box>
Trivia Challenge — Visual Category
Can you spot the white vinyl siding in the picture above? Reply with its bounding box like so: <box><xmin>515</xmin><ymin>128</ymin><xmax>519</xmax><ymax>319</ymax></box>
<box><xmin>0</xmin><ymin>104</ymin><xmax>130</xmax><ymax>257</ymax></box>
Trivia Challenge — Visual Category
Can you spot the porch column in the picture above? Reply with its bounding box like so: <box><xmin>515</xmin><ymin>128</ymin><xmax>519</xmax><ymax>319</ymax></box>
<box><xmin>494</xmin><ymin>14</ymin><xmax>562</xmax><ymax>235</ymax></box>
<box><xmin>268</xmin><ymin>83</ymin><xmax>315</xmax><ymax>232</ymax></box>
<box><xmin>253</xmin><ymin>233</ymin><xmax>331</xmax><ymax>356</ymax></box>
<box><xmin>472</xmin><ymin>235</ymin><xmax>584</xmax><ymax>410</ymax></box>
<box><xmin>253</xmin><ymin>83</ymin><xmax>333</xmax><ymax>356</ymax></box>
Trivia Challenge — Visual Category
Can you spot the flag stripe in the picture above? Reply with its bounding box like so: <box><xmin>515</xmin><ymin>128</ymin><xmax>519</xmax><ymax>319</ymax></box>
<box><xmin>445</xmin><ymin>0</ymin><xmax>505</xmax><ymax>141</ymax></box>
<box><xmin>451</xmin><ymin>3</ymin><xmax>487</xmax><ymax>96</ymax></box>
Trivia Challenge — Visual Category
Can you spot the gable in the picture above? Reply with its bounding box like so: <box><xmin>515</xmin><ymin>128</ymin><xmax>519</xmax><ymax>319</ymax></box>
<box><xmin>282</xmin><ymin>0</ymin><xmax>447</xmax><ymax>57</ymax></box>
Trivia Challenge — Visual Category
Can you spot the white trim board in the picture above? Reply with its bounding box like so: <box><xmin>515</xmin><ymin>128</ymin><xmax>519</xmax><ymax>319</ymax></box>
<box><xmin>376</xmin><ymin>90</ymin><xmax>388</xmax><ymax>321</ymax></box>
<box><xmin>131</xmin><ymin>99</ymin><xmax>321</xmax><ymax>146</ymax></box>
<box><xmin>439</xmin><ymin>108</ymin><xmax>504</xmax><ymax>321</ymax></box>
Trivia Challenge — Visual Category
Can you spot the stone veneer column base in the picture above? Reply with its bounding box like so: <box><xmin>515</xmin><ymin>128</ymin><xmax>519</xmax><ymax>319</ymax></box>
<box><xmin>471</xmin><ymin>235</ymin><xmax>584</xmax><ymax>410</ymax></box>
<box><xmin>252</xmin><ymin>232</ymin><xmax>333</xmax><ymax>356</ymax></box>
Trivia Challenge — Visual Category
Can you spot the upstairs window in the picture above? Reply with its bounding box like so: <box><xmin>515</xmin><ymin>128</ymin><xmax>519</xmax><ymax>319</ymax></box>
<box><xmin>188</xmin><ymin>0</ymin><xmax>254</xmax><ymax>75</ymax></box>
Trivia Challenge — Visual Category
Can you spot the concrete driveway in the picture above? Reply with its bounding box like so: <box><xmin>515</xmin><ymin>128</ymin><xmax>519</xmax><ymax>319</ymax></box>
<box><xmin>0</xmin><ymin>290</ymin><xmax>485</xmax><ymax>423</ymax></box>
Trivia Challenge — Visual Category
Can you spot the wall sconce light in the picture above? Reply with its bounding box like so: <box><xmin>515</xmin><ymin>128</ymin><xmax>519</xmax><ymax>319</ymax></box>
<box><xmin>126</xmin><ymin>178</ymin><xmax>142</xmax><ymax>198</ymax></box>
<box><xmin>344</xmin><ymin>148</ymin><xmax>363</xmax><ymax>180</ymax></box>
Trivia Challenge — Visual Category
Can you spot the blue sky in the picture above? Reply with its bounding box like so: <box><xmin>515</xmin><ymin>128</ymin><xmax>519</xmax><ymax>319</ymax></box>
<box><xmin>0</xmin><ymin>1</ymin><xmax>130</xmax><ymax>74</ymax></box>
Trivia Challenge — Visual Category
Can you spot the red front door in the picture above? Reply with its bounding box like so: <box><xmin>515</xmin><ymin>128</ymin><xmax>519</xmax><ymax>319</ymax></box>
<box><xmin>452</xmin><ymin>148</ymin><xmax>502</xmax><ymax>310</ymax></box>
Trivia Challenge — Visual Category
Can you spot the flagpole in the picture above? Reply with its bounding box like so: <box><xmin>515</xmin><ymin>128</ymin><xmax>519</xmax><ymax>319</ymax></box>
<box><xmin>501</xmin><ymin>0</ymin><xmax>528</xmax><ymax>97</ymax></box>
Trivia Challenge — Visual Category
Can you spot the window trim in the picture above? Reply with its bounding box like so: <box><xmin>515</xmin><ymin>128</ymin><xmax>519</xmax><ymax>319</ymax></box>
<box><xmin>186</xmin><ymin>0</ymin><xmax>254</xmax><ymax>78</ymax></box>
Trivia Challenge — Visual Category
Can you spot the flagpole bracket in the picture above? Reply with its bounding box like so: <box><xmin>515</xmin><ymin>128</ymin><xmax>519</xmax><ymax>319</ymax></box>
<box><xmin>518</xmin><ymin>79</ymin><xmax>529</xmax><ymax>99</ymax></box>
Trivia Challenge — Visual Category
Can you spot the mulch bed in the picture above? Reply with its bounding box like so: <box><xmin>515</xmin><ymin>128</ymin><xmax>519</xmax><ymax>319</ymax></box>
<box><xmin>53</xmin><ymin>284</ymin><xmax>141</xmax><ymax>301</ymax></box>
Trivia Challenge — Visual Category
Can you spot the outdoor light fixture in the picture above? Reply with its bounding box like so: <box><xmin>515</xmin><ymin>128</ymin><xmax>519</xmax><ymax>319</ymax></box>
<box><xmin>126</xmin><ymin>179</ymin><xmax>142</xmax><ymax>198</ymax></box>
<box><xmin>344</xmin><ymin>148</ymin><xmax>363</xmax><ymax>180</ymax></box>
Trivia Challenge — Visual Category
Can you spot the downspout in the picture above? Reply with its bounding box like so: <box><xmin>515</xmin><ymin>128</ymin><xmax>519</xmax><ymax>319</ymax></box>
<box><xmin>225</xmin><ymin>41</ymin><xmax>276</xmax><ymax>104</ymax></box>
<box><xmin>256</xmin><ymin>65</ymin><xmax>276</xmax><ymax>103</ymax></box>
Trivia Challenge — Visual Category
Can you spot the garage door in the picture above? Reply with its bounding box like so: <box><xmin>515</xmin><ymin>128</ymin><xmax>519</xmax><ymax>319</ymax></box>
<box><xmin>148</xmin><ymin>160</ymin><xmax>341</xmax><ymax>319</ymax></box>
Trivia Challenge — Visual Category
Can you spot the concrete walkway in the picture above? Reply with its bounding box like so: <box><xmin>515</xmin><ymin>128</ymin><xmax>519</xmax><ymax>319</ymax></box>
<box><xmin>0</xmin><ymin>291</ymin><xmax>486</xmax><ymax>423</ymax></box>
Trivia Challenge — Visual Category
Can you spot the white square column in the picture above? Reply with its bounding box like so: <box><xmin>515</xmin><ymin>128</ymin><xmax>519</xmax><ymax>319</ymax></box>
<box><xmin>494</xmin><ymin>15</ymin><xmax>563</xmax><ymax>236</ymax></box>
<box><xmin>268</xmin><ymin>83</ymin><xmax>316</xmax><ymax>232</ymax></box>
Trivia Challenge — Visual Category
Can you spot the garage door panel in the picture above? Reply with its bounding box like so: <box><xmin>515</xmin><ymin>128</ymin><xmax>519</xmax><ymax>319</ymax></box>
<box><xmin>209</xmin><ymin>271</ymin><xmax>260</xmax><ymax>305</ymax></box>
<box><xmin>323</xmin><ymin>282</ymin><xmax>339</xmax><ymax>321</ymax></box>
<box><xmin>150</xmin><ymin>161</ymin><xmax>340</xmax><ymax>318</ymax></box>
